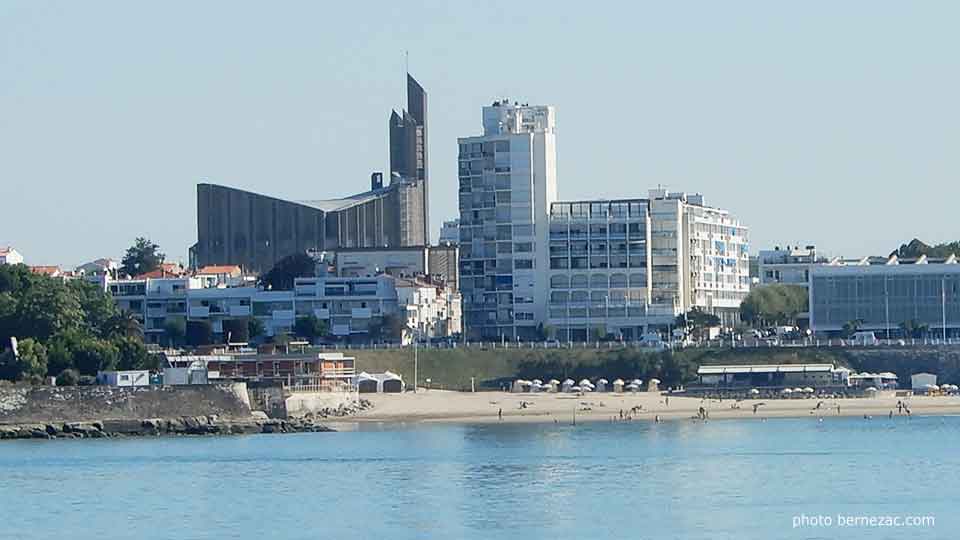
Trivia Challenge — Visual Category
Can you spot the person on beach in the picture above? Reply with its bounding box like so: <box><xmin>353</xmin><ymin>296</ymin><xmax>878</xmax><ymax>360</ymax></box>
<box><xmin>498</xmin><ymin>408</ymin><xmax>502</xmax><ymax>421</ymax></box>
<box><xmin>897</xmin><ymin>401</ymin><xmax>903</xmax><ymax>414</ymax></box>
<box><xmin>889</xmin><ymin>410</ymin><xmax>893</xmax><ymax>419</ymax></box>
<box><xmin>665</xmin><ymin>396</ymin><xmax>669</xmax><ymax>407</ymax></box>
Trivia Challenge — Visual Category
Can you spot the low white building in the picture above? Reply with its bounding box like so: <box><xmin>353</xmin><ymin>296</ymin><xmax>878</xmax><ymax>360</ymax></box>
<box><xmin>758</xmin><ymin>246</ymin><xmax>824</xmax><ymax>288</ymax></box>
<box><xmin>0</xmin><ymin>247</ymin><xmax>24</xmax><ymax>265</ymax></box>
<box><xmin>97</xmin><ymin>370</ymin><xmax>151</xmax><ymax>387</ymax></box>
<box><xmin>911</xmin><ymin>373</ymin><xmax>937</xmax><ymax>392</ymax></box>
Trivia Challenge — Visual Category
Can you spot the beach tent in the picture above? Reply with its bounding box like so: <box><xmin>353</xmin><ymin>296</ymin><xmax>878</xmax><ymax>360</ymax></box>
<box><xmin>382</xmin><ymin>371</ymin><xmax>404</xmax><ymax>393</ymax></box>
<box><xmin>356</xmin><ymin>372</ymin><xmax>379</xmax><ymax>393</ymax></box>
<box><xmin>612</xmin><ymin>379</ymin><xmax>625</xmax><ymax>393</ymax></box>
<box><xmin>596</xmin><ymin>378</ymin><xmax>608</xmax><ymax>392</ymax></box>
<box><xmin>512</xmin><ymin>379</ymin><xmax>531</xmax><ymax>393</ymax></box>
<box><xmin>562</xmin><ymin>379</ymin><xmax>575</xmax><ymax>393</ymax></box>
<box><xmin>647</xmin><ymin>378</ymin><xmax>660</xmax><ymax>392</ymax></box>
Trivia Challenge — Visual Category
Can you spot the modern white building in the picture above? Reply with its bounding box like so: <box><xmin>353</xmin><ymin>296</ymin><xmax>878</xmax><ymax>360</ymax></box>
<box><xmin>458</xmin><ymin>100</ymin><xmax>558</xmax><ymax>340</ymax></box>
<box><xmin>395</xmin><ymin>277</ymin><xmax>462</xmax><ymax>342</ymax></box>
<box><xmin>757</xmin><ymin>246</ymin><xmax>824</xmax><ymax>288</ymax></box>
<box><xmin>809</xmin><ymin>255</ymin><xmax>960</xmax><ymax>336</ymax></box>
<box><xmin>0</xmin><ymin>247</ymin><xmax>24</xmax><ymax>266</ymax></box>
<box><xmin>545</xmin><ymin>190</ymin><xmax>750</xmax><ymax>338</ymax></box>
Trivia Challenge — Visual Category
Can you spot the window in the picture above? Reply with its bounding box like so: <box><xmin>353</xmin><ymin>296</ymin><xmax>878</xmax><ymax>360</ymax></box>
<box><xmin>515</xmin><ymin>259</ymin><xmax>533</xmax><ymax>269</ymax></box>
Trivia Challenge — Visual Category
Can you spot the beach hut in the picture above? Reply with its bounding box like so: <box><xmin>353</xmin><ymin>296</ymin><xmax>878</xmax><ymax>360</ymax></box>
<box><xmin>562</xmin><ymin>379</ymin><xmax>575</xmax><ymax>393</ymax></box>
<box><xmin>647</xmin><ymin>378</ymin><xmax>660</xmax><ymax>392</ymax></box>
<box><xmin>612</xmin><ymin>379</ymin><xmax>625</xmax><ymax>393</ymax></box>
<box><xmin>546</xmin><ymin>379</ymin><xmax>560</xmax><ymax>393</ymax></box>
<box><xmin>356</xmin><ymin>372</ymin><xmax>379</xmax><ymax>393</ymax></box>
<box><xmin>382</xmin><ymin>371</ymin><xmax>404</xmax><ymax>393</ymax></box>
<box><xmin>596</xmin><ymin>378</ymin><xmax>608</xmax><ymax>392</ymax></box>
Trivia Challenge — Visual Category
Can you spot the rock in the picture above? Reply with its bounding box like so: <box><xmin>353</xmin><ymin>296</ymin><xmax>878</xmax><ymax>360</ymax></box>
<box><xmin>101</xmin><ymin>419</ymin><xmax>148</xmax><ymax>435</ymax></box>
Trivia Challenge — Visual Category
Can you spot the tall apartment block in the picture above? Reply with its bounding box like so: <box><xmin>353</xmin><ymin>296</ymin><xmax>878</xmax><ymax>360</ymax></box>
<box><xmin>457</xmin><ymin>101</ymin><xmax>558</xmax><ymax>340</ymax></box>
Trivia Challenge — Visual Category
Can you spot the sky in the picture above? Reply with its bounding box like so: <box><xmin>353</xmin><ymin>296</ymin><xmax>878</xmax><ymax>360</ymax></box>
<box><xmin>1</xmin><ymin>1</ymin><xmax>958</xmax><ymax>267</ymax></box>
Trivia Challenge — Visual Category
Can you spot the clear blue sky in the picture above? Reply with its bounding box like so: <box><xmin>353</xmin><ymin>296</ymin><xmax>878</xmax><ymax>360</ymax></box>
<box><xmin>2</xmin><ymin>1</ymin><xmax>958</xmax><ymax>267</ymax></box>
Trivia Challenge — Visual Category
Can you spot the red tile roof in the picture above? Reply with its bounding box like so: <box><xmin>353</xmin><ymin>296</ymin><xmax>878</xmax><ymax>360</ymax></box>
<box><xmin>29</xmin><ymin>265</ymin><xmax>61</xmax><ymax>276</ymax></box>
<box><xmin>196</xmin><ymin>265</ymin><xmax>242</xmax><ymax>276</ymax></box>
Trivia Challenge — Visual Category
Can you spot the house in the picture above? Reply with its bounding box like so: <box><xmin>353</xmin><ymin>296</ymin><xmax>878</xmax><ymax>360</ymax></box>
<box><xmin>76</xmin><ymin>258</ymin><xmax>119</xmax><ymax>277</ymax></box>
<box><xmin>0</xmin><ymin>247</ymin><xmax>24</xmax><ymax>265</ymax></box>
<box><xmin>195</xmin><ymin>265</ymin><xmax>245</xmax><ymax>288</ymax></box>
<box><xmin>29</xmin><ymin>265</ymin><xmax>63</xmax><ymax>278</ymax></box>
<box><xmin>134</xmin><ymin>263</ymin><xmax>187</xmax><ymax>279</ymax></box>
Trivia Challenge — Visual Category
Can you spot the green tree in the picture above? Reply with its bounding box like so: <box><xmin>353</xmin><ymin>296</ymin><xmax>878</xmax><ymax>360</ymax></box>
<box><xmin>163</xmin><ymin>317</ymin><xmax>186</xmax><ymax>347</ymax></box>
<box><xmin>247</xmin><ymin>317</ymin><xmax>266</xmax><ymax>342</ymax></box>
<box><xmin>899</xmin><ymin>319</ymin><xmax>929</xmax><ymax>339</ymax></box>
<box><xmin>0</xmin><ymin>338</ymin><xmax>48</xmax><ymax>381</ymax></box>
<box><xmin>56</xmin><ymin>368</ymin><xmax>80</xmax><ymax>386</ymax></box>
<box><xmin>115</xmin><ymin>336</ymin><xmax>150</xmax><ymax>370</ymax></box>
<box><xmin>121</xmin><ymin>237</ymin><xmax>164</xmax><ymax>278</ymax></box>
<box><xmin>222</xmin><ymin>318</ymin><xmax>250</xmax><ymax>343</ymax></box>
<box><xmin>68</xmin><ymin>279</ymin><xmax>122</xmax><ymax>337</ymax></box>
<box><xmin>10</xmin><ymin>280</ymin><xmax>84</xmax><ymax>342</ymax></box>
<box><xmin>186</xmin><ymin>320</ymin><xmax>213</xmax><ymax>347</ymax></box>
<box><xmin>294</xmin><ymin>315</ymin><xmax>328</xmax><ymax>341</ymax></box>
<box><xmin>379</xmin><ymin>314</ymin><xmax>405</xmax><ymax>341</ymax></box>
<box><xmin>739</xmin><ymin>284</ymin><xmax>808</xmax><ymax>327</ymax></box>
<box><xmin>891</xmin><ymin>238</ymin><xmax>960</xmax><ymax>259</ymax></box>
<box><xmin>259</xmin><ymin>253</ymin><xmax>316</xmax><ymax>290</ymax></box>
<box><xmin>73</xmin><ymin>338</ymin><xmax>119</xmax><ymax>376</ymax></box>
<box><xmin>841</xmin><ymin>319</ymin><xmax>862</xmax><ymax>339</ymax></box>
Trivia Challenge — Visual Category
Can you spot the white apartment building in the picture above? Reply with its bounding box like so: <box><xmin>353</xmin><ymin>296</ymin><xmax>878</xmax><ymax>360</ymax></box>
<box><xmin>395</xmin><ymin>277</ymin><xmax>463</xmax><ymax>342</ymax></box>
<box><xmin>458</xmin><ymin>100</ymin><xmax>558</xmax><ymax>340</ymax></box>
<box><xmin>100</xmin><ymin>271</ymin><xmax>460</xmax><ymax>344</ymax></box>
<box><xmin>545</xmin><ymin>190</ymin><xmax>750</xmax><ymax>338</ymax></box>
<box><xmin>0</xmin><ymin>247</ymin><xmax>24</xmax><ymax>265</ymax></box>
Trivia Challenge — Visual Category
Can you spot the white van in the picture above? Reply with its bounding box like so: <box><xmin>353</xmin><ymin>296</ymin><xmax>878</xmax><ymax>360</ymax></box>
<box><xmin>851</xmin><ymin>331</ymin><xmax>878</xmax><ymax>345</ymax></box>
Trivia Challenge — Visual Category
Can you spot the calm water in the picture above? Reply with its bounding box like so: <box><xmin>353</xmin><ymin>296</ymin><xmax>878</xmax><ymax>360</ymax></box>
<box><xmin>1</xmin><ymin>416</ymin><xmax>957</xmax><ymax>540</ymax></box>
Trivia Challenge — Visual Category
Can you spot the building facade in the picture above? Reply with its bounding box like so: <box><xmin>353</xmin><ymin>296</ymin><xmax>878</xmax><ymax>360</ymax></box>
<box><xmin>438</xmin><ymin>219</ymin><xmax>460</xmax><ymax>245</ymax></box>
<box><xmin>193</xmin><ymin>74</ymin><xmax>433</xmax><ymax>273</ymax></box>
<box><xmin>757</xmin><ymin>246</ymin><xmax>823</xmax><ymax>288</ymax></box>
<box><xmin>0</xmin><ymin>247</ymin><xmax>24</xmax><ymax>265</ymax></box>
<box><xmin>544</xmin><ymin>190</ymin><xmax>750</xmax><ymax>339</ymax></box>
<box><xmin>809</xmin><ymin>256</ymin><xmax>960</xmax><ymax>336</ymax></box>
<box><xmin>458</xmin><ymin>101</ymin><xmax>558</xmax><ymax>340</ymax></box>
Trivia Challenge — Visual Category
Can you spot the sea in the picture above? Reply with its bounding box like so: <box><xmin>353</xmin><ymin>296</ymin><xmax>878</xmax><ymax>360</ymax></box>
<box><xmin>1</xmin><ymin>416</ymin><xmax>956</xmax><ymax>540</ymax></box>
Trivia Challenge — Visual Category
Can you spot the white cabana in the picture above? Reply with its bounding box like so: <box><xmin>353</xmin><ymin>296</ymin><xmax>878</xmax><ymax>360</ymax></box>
<box><xmin>596</xmin><ymin>378</ymin><xmax>608</xmax><ymax>392</ymax></box>
<box><xmin>647</xmin><ymin>378</ymin><xmax>660</xmax><ymax>392</ymax></box>
<box><xmin>512</xmin><ymin>379</ymin><xmax>532</xmax><ymax>393</ymax></box>
<box><xmin>612</xmin><ymin>379</ymin><xmax>625</xmax><ymax>393</ymax></box>
<box><xmin>626</xmin><ymin>382</ymin><xmax>641</xmax><ymax>392</ymax></box>
<box><xmin>381</xmin><ymin>371</ymin><xmax>405</xmax><ymax>393</ymax></box>
<box><xmin>561</xmin><ymin>379</ymin><xmax>575</xmax><ymax>393</ymax></box>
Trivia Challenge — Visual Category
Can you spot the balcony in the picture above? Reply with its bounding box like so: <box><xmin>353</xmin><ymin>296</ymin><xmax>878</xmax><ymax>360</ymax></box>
<box><xmin>313</xmin><ymin>308</ymin><xmax>331</xmax><ymax>319</ymax></box>
<box><xmin>272</xmin><ymin>310</ymin><xmax>295</xmax><ymax>321</ymax></box>
<box><xmin>351</xmin><ymin>308</ymin><xmax>372</xmax><ymax>319</ymax></box>
<box><xmin>188</xmin><ymin>306</ymin><xmax>209</xmax><ymax>318</ymax></box>
<box><xmin>229</xmin><ymin>305</ymin><xmax>252</xmax><ymax>317</ymax></box>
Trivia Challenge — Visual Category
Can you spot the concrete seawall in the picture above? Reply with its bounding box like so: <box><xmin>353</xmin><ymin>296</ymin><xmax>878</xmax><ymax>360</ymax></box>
<box><xmin>0</xmin><ymin>383</ymin><xmax>253</xmax><ymax>425</ymax></box>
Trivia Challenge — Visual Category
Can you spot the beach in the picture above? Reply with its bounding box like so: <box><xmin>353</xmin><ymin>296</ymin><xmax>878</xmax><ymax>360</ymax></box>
<box><xmin>342</xmin><ymin>390</ymin><xmax>960</xmax><ymax>424</ymax></box>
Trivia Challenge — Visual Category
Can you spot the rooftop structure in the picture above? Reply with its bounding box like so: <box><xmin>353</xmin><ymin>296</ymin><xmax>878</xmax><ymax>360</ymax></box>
<box><xmin>0</xmin><ymin>247</ymin><xmax>24</xmax><ymax>265</ymax></box>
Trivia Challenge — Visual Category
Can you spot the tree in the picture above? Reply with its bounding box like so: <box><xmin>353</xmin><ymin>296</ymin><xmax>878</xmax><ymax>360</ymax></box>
<box><xmin>0</xmin><ymin>338</ymin><xmax>48</xmax><ymax>381</ymax></box>
<box><xmin>899</xmin><ymin>319</ymin><xmax>929</xmax><ymax>339</ymax></box>
<box><xmin>163</xmin><ymin>318</ymin><xmax>186</xmax><ymax>347</ymax></box>
<box><xmin>222</xmin><ymin>318</ymin><xmax>250</xmax><ymax>344</ymax></box>
<box><xmin>739</xmin><ymin>284</ymin><xmax>808</xmax><ymax>327</ymax></box>
<box><xmin>56</xmin><ymin>368</ymin><xmax>80</xmax><ymax>386</ymax></box>
<box><xmin>121</xmin><ymin>237</ymin><xmax>164</xmax><ymax>277</ymax></box>
<box><xmin>115</xmin><ymin>336</ymin><xmax>151</xmax><ymax>371</ymax></box>
<box><xmin>379</xmin><ymin>314</ymin><xmax>405</xmax><ymax>341</ymax></box>
<box><xmin>8</xmin><ymin>280</ymin><xmax>85</xmax><ymax>343</ymax></box>
<box><xmin>102</xmin><ymin>310</ymin><xmax>143</xmax><ymax>340</ymax></box>
<box><xmin>294</xmin><ymin>315</ymin><xmax>328</xmax><ymax>342</ymax></box>
<box><xmin>841</xmin><ymin>320</ymin><xmax>862</xmax><ymax>339</ymax></box>
<box><xmin>259</xmin><ymin>253</ymin><xmax>316</xmax><ymax>291</ymax></box>
<box><xmin>247</xmin><ymin>317</ymin><xmax>266</xmax><ymax>342</ymax></box>
<box><xmin>891</xmin><ymin>238</ymin><xmax>960</xmax><ymax>260</ymax></box>
<box><xmin>73</xmin><ymin>338</ymin><xmax>119</xmax><ymax>376</ymax></box>
<box><xmin>186</xmin><ymin>320</ymin><xmax>212</xmax><ymax>347</ymax></box>
<box><xmin>68</xmin><ymin>279</ymin><xmax>122</xmax><ymax>337</ymax></box>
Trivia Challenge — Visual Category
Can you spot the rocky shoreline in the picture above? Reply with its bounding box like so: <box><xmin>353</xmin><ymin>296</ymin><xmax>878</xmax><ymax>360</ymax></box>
<box><xmin>0</xmin><ymin>415</ymin><xmax>336</xmax><ymax>440</ymax></box>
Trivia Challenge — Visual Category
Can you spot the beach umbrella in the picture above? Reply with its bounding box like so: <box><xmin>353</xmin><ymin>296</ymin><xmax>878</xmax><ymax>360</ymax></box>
<box><xmin>598</xmin><ymin>378</ymin><xmax>609</xmax><ymax>385</ymax></box>
<box><xmin>549</xmin><ymin>379</ymin><xmax>561</xmax><ymax>385</ymax></box>
<box><xmin>581</xmin><ymin>385</ymin><xmax>593</xmax><ymax>392</ymax></box>
<box><xmin>626</xmin><ymin>383</ymin><xmax>640</xmax><ymax>391</ymax></box>
<box><xmin>631</xmin><ymin>379</ymin><xmax>643</xmax><ymax>386</ymax></box>
<box><xmin>532</xmin><ymin>379</ymin><xmax>543</xmax><ymax>385</ymax></box>
<box><xmin>650</xmin><ymin>378</ymin><xmax>661</xmax><ymax>384</ymax></box>
<box><xmin>613</xmin><ymin>378</ymin><xmax>624</xmax><ymax>385</ymax></box>
<box><xmin>793</xmin><ymin>388</ymin><xmax>804</xmax><ymax>393</ymax></box>
<box><xmin>750</xmin><ymin>388</ymin><xmax>760</xmax><ymax>395</ymax></box>
<box><xmin>570</xmin><ymin>385</ymin><xmax>582</xmax><ymax>393</ymax></box>
<box><xmin>579</xmin><ymin>378</ymin><xmax>592</xmax><ymax>386</ymax></box>
<box><xmin>864</xmin><ymin>386</ymin><xmax>878</xmax><ymax>392</ymax></box>
<box><xmin>563</xmin><ymin>378</ymin><xmax>575</xmax><ymax>385</ymax></box>
<box><xmin>803</xmin><ymin>387</ymin><xmax>815</xmax><ymax>393</ymax></box>
<box><xmin>781</xmin><ymin>388</ymin><xmax>793</xmax><ymax>394</ymax></box>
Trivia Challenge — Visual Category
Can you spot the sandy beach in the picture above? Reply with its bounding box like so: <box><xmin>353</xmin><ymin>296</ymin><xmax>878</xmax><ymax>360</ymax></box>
<box><xmin>338</xmin><ymin>390</ymin><xmax>960</xmax><ymax>425</ymax></box>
